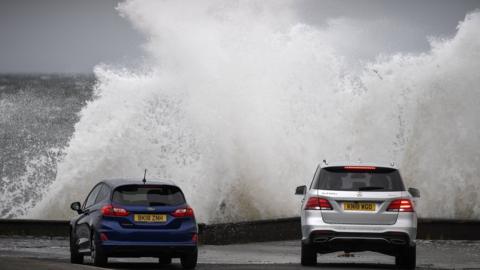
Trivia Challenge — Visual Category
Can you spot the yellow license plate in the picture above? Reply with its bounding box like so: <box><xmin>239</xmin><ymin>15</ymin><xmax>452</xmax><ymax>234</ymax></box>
<box><xmin>134</xmin><ymin>214</ymin><xmax>167</xmax><ymax>223</ymax></box>
<box><xmin>343</xmin><ymin>202</ymin><xmax>376</xmax><ymax>211</ymax></box>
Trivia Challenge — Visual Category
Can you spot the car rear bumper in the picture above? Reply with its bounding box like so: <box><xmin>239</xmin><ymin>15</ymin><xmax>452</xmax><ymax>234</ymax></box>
<box><xmin>96</xmin><ymin>219</ymin><xmax>198</xmax><ymax>257</ymax></box>
<box><xmin>100</xmin><ymin>241</ymin><xmax>197</xmax><ymax>257</ymax></box>
<box><xmin>98</xmin><ymin>218</ymin><xmax>198</xmax><ymax>242</ymax></box>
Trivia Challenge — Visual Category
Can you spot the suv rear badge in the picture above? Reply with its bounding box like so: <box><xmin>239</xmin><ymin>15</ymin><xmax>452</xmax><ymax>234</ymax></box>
<box><xmin>147</xmin><ymin>207</ymin><xmax>156</xmax><ymax>211</ymax></box>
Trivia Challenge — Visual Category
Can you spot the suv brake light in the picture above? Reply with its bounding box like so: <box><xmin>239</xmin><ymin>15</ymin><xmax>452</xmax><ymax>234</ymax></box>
<box><xmin>305</xmin><ymin>197</ymin><xmax>333</xmax><ymax>210</ymax></box>
<box><xmin>387</xmin><ymin>199</ymin><xmax>414</xmax><ymax>212</ymax></box>
<box><xmin>344</xmin><ymin>166</ymin><xmax>376</xmax><ymax>170</ymax></box>
<box><xmin>101</xmin><ymin>204</ymin><xmax>129</xmax><ymax>217</ymax></box>
<box><xmin>172</xmin><ymin>206</ymin><xmax>195</xmax><ymax>217</ymax></box>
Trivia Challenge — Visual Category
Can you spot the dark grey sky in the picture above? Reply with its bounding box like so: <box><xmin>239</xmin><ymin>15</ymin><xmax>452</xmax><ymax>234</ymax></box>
<box><xmin>0</xmin><ymin>0</ymin><xmax>479</xmax><ymax>73</ymax></box>
<box><xmin>0</xmin><ymin>0</ymin><xmax>144</xmax><ymax>73</ymax></box>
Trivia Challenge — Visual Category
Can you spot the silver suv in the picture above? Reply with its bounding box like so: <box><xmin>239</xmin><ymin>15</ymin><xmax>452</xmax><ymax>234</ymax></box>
<box><xmin>295</xmin><ymin>163</ymin><xmax>420</xmax><ymax>269</ymax></box>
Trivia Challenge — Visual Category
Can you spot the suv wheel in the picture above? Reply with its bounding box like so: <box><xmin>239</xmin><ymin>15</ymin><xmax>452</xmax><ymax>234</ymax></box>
<box><xmin>70</xmin><ymin>232</ymin><xmax>84</xmax><ymax>264</ymax></box>
<box><xmin>395</xmin><ymin>245</ymin><xmax>416</xmax><ymax>269</ymax></box>
<box><xmin>180</xmin><ymin>248</ymin><xmax>198</xmax><ymax>269</ymax></box>
<box><xmin>91</xmin><ymin>233</ymin><xmax>108</xmax><ymax>266</ymax></box>
<box><xmin>301</xmin><ymin>242</ymin><xmax>317</xmax><ymax>266</ymax></box>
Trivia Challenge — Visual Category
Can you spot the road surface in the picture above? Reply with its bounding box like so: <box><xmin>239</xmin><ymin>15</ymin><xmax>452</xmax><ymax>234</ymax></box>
<box><xmin>1</xmin><ymin>237</ymin><xmax>480</xmax><ymax>269</ymax></box>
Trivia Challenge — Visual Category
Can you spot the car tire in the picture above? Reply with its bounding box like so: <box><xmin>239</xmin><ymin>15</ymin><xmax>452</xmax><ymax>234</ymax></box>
<box><xmin>159</xmin><ymin>257</ymin><xmax>172</xmax><ymax>265</ymax></box>
<box><xmin>395</xmin><ymin>245</ymin><xmax>416</xmax><ymax>269</ymax></box>
<box><xmin>301</xmin><ymin>242</ymin><xmax>317</xmax><ymax>266</ymax></box>
<box><xmin>91</xmin><ymin>233</ymin><xmax>108</xmax><ymax>267</ymax></box>
<box><xmin>180</xmin><ymin>248</ymin><xmax>198</xmax><ymax>269</ymax></box>
<box><xmin>69</xmin><ymin>232</ymin><xmax>84</xmax><ymax>264</ymax></box>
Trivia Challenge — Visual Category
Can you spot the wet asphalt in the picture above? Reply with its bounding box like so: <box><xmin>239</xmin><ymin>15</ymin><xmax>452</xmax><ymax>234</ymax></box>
<box><xmin>1</xmin><ymin>237</ymin><xmax>480</xmax><ymax>269</ymax></box>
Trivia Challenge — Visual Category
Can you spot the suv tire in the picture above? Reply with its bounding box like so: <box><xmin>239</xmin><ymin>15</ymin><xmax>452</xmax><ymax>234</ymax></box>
<box><xmin>301</xmin><ymin>242</ymin><xmax>317</xmax><ymax>266</ymax></box>
<box><xmin>181</xmin><ymin>248</ymin><xmax>198</xmax><ymax>269</ymax></box>
<box><xmin>395</xmin><ymin>245</ymin><xmax>416</xmax><ymax>269</ymax></box>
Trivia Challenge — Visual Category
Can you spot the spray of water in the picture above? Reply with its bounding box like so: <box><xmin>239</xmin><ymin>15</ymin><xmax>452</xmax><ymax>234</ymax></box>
<box><xmin>28</xmin><ymin>1</ymin><xmax>480</xmax><ymax>222</ymax></box>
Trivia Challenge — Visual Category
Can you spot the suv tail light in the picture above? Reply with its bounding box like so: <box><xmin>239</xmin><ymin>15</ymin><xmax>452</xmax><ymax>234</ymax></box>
<box><xmin>172</xmin><ymin>206</ymin><xmax>195</xmax><ymax>218</ymax></box>
<box><xmin>101</xmin><ymin>204</ymin><xmax>129</xmax><ymax>217</ymax></box>
<box><xmin>305</xmin><ymin>197</ymin><xmax>333</xmax><ymax>210</ymax></box>
<box><xmin>387</xmin><ymin>199</ymin><xmax>414</xmax><ymax>212</ymax></box>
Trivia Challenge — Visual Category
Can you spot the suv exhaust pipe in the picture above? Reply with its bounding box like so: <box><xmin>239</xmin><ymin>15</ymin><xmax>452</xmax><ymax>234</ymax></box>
<box><xmin>313</xmin><ymin>237</ymin><xmax>329</xmax><ymax>243</ymax></box>
<box><xmin>390</xmin><ymin>238</ymin><xmax>406</xmax><ymax>245</ymax></box>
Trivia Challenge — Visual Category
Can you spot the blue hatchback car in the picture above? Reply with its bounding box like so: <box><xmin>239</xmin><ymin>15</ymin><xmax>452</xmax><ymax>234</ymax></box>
<box><xmin>69</xmin><ymin>179</ymin><xmax>198</xmax><ymax>269</ymax></box>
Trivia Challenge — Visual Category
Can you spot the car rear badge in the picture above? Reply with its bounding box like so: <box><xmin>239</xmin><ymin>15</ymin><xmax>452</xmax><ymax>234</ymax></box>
<box><xmin>147</xmin><ymin>207</ymin><xmax>155</xmax><ymax>211</ymax></box>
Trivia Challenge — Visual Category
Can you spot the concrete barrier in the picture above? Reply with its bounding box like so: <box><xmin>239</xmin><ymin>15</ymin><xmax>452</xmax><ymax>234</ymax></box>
<box><xmin>1</xmin><ymin>218</ymin><xmax>479</xmax><ymax>244</ymax></box>
<box><xmin>198</xmin><ymin>217</ymin><xmax>301</xmax><ymax>244</ymax></box>
<box><xmin>417</xmin><ymin>218</ymin><xmax>480</xmax><ymax>240</ymax></box>
<box><xmin>0</xmin><ymin>219</ymin><xmax>70</xmax><ymax>237</ymax></box>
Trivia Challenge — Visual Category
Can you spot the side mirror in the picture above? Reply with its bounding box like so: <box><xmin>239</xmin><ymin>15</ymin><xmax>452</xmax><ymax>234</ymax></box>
<box><xmin>70</xmin><ymin>202</ymin><xmax>83</xmax><ymax>214</ymax></box>
<box><xmin>408</xmin><ymin>187</ymin><xmax>420</xmax><ymax>198</ymax></box>
<box><xmin>295</xmin><ymin>185</ymin><xmax>307</xmax><ymax>195</ymax></box>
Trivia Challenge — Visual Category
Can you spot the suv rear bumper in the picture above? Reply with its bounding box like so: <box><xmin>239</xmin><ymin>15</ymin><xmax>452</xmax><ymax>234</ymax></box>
<box><xmin>302</xmin><ymin>212</ymin><xmax>417</xmax><ymax>247</ymax></box>
<box><xmin>304</xmin><ymin>230</ymin><xmax>412</xmax><ymax>255</ymax></box>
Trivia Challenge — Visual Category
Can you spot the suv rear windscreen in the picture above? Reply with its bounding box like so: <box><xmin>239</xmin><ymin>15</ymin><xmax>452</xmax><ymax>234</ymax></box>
<box><xmin>314</xmin><ymin>167</ymin><xmax>405</xmax><ymax>192</ymax></box>
<box><xmin>113</xmin><ymin>185</ymin><xmax>186</xmax><ymax>206</ymax></box>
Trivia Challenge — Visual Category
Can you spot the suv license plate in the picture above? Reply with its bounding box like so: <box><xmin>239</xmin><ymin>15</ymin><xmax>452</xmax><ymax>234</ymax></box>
<box><xmin>134</xmin><ymin>214</ymin><xmax>167</xmax><ymax>223</ymax></box>
<box><xmin>343</xmin><ymin>202</ymin><xmax>376</xmax><ymax>211</ymax></box>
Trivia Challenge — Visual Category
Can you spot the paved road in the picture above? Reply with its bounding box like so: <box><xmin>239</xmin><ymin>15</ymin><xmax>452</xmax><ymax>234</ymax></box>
<box><xmin>1</xmin><ymin>237</ymin><xmax>480</xmax><ymax>269</ymax></box>
<box><xmin>0</xmin><ymin>256</ymin><xmax>403</xmax><ymax>270</ymax></box>
<box><xmin>0</xmin><ymin>257</ymin><xmax>401</xmax><ymax>270</ymax></box>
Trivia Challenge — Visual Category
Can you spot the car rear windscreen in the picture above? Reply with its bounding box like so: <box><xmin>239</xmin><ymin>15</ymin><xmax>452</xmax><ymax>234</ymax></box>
<box><xmin>314</xmin><ymin>167</ymin><xmax>405</xmax><ymax>192</ymax></box>
<box><xmin>113</xmin><ymin>185</ymin><xmax>185</xmax><ymax>206</ymax></box>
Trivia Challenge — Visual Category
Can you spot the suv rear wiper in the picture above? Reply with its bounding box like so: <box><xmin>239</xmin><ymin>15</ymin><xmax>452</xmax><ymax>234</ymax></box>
<box><xmin>358</xmin><ymin>186</ymin><xmax>385</xmax><ymax>191</ymax></box>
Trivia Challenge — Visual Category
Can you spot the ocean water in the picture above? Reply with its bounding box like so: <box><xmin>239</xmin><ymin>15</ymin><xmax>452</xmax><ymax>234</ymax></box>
<box><xmin>0</xmin><ymin>74</ymin><xmax>94</xmax><ymax>217</ymax></box>
<box><xmin>2</xmin><ymin>1</ymin><xmax>480</xmax><ymax>223</ymax></box>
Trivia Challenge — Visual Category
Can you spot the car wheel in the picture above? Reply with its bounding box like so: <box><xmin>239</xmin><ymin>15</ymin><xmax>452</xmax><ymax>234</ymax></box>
<box><xmin>301</xmin><ymin>242</ymin><xmax>317</xmax><ymax>266</ymax></box>
<box><xmin>70</xmin><ymin>232</ymin><xmax>84</xmax><ymax>264</ymax></box>
<box><xmin>395</xmin><ymin>245</ymin><xmax>416</xmax><ymax>269</ymax></box>
<box><xmin>159</xmin><ymin>257</ymin><xmax>172</xmax><ymax>265</ymax></box>
<box><xmin>91</xmin><ymin>233</ymin><xmax>108</xmax><ymax>266</ymax></box>
<box><xmin>180</xmin><ymin>248</ymin><xmax>198</xmax><ymax>269</ymax></box>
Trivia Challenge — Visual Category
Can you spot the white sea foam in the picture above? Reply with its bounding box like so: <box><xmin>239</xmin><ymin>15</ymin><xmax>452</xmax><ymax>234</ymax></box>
<box><xmin>28</xmin><ymin>1</ymin><xmax>480</xmax><ymax>222</ymax></box>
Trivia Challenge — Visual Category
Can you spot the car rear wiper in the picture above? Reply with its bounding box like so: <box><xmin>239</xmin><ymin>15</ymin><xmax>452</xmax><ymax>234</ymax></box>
<box><xmin>358</xmin><ymin>186</ymin><xmax>385</xmax><ymax>191</ymax></box>
<box><xmin>149</xmin><ymin>202</ymin><xmax>168</xmax><ymax>206</ymax></box>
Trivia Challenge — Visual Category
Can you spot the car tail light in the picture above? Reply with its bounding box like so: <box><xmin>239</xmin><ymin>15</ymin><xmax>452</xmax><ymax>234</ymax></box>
<box><xmin>172</xmin><ymin>206</ymin><xmax>195</xmax><ymax>217</ymax></box>
<box><xmin>101</xmin><ymin>204</ymin><xmax>129</xmax><ymax>217</ymax></box>
<box><xmin>305</xmin><ymin>197</ymin><xmax>333</xmax><ymax>210</ymax></box>
<box><xmin>192</xmin><ymin>233</ymin><xmax>198</xmax><ymax>243</ymax></box>
<box><xmin>387</xmin><ymin>199</ymin><xmax>414</xmax><ymax>212</ymax></box>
